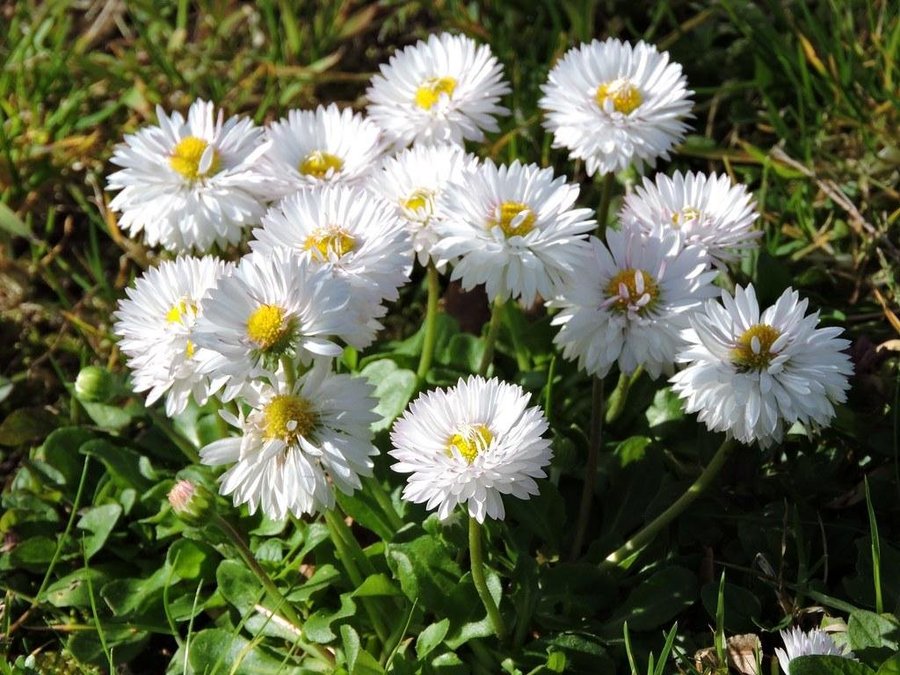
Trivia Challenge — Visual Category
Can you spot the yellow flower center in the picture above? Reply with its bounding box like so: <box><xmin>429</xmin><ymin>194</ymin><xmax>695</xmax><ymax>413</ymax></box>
<box><xmin>731</xmin><ymin>324</ymin><xmax>782</xmax><ymax>371</ymax></box>
<box><xmin>246</xmin><ymin>304</ymin><xmax>292</xmax><ymax>352</ymax></box>
<box><xmin>447</xmin><ymin>424</ymin><xmax>493</xmax><ymax>464</ymax></box>
<box><xmin>165</xmin><ymin>299</ymin><xmax>197</xmax><ymax>325</ymax></box>
<box><xmin>304</xmin><ymin>226</ymin><xmax>356</xmax><ymax>262</ymax></box>
<box><xmin>489</xmin><ymin>201</ymin><xmax>537</xmax><ymax>237</ymax></box>
<box><xmin>401</xmin><ymin>188</ymin><xmax>434</xmax><ymax>215</ymax></box>
<box><xmin>298</xmin><ymin>150</ymin><xmax>344</xmax><ymax>179</ymax></box>
<box><xmin>414</xmin><ymin>76</ymin><xmax>457</xmax><ymax>110</ymax></box>
<box><xmin>671</xmin><ymin>206</ymin><xmax>702</xmax><ymax>229</ymax></box>
<box><xmin>605</xmin><ymin>268</ymin><xmax>660</xmax><ymax>315</ymax></box>
<box><xmin>264</xmin><ymin>394</ymin><xmax>317</xmax><ymax>443</ymax></box>
<box><xmin>595</xmin><ymin>79</ymin><xmax>642</xmax><ymax>114</ymax></box>
<box><xmin>185</xmin><ymin>340</ymin><xmax>196</xmax><ymax>358</ymax></box>
<box><xmin>170</xmin><ymin>136</ymin><xmax>221</xmax><ymax>180</ymax></box>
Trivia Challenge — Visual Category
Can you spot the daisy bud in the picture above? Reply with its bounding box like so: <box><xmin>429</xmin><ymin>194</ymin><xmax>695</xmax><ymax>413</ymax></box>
<box><xmin>74</xmin><ymin>366</ymin><xmax>115</xmax><ymax>403</ymax></box>
<box><xmin>168</xmin><ymin>479</ymin><xmax>215</xmax><ymax>527</ymax></box>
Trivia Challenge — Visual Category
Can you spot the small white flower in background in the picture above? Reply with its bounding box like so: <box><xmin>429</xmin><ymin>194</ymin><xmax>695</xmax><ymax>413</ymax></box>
<box><xmin>366</xmin><ymin>32</ymin><xmax>510</xmax><ymax>148</ymax></box>
<box><xmin>620</xmin><ymin>171</ymin><xmax>761</xmax><ymax>267</ymax></box>
<box><xmin>539</xmin><ymin>38</ymin><xmax>693</xmax><ymax>176</ymax></box>
<box><xmin>671</xmin><ymin>284</ymin><xmax>853</xmax><ymax>447</ymax></box>
<box><xmin>200</xmin><ymin>364</ymin><xmax>379</xmax><ymax>520</ymax></box>
<box><xmin>192</xmin><ymin>249</ymin><xmax>355</xmax><ymax>401</ymax></box>
<box><xmin>431</xmin><ymin>159</ymin><xmax>595</xmax><ymax>305</ymax></box>
<box><xmin>251</xmin><ymin>184</ymin><xmax>413</xmax><ymax>348</ymax></box>
<box><xmin>256</xmin><ymin>104</ymin><xmax>385</xmax><ymax>199</ymax></box>
<box><xmin>390</xmin><ymin>375</ymin><xmax>552</xmax><ymax>522</ymax></box>
<box><xmin>366</xmin><ymin>144</ymin><xmax>479</xmax><ymax>267</ymax></box>
<box><xmin>551</xmin><ymin>226</ymin><xmax>717</xmax><ymax>379</ymax></box>
<box><xmin>113</xmin><ymin>256</ymin><xmax>231</xmax><ymax>416</ymax></box>
<box><xmin>107</xmin><ymin>100</ymin><xmax>268</xmax><ymax>253</ymax></box>
<box><xmin>775</xmin><ymin>626</ymin><xmax>855</xmax><ymax>674</ymax></box>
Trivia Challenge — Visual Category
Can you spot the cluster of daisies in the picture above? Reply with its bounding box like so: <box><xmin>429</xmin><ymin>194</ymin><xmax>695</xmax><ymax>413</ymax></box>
<box><xmin>110</xmin><ymin>32</ymin><xmax>852</xmax><ymax>537</ymax></box>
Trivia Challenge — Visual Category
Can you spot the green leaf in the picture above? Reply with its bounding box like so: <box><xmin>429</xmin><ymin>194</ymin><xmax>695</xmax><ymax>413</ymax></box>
<box><xmin>76</xmin><ymin>503</ymin><xmax>122</xmax><ymax>560</ymax></box>
<box><xmin>416</xmin><ymin>619</ymin><xmax>450</xmax><ymax>659</ymax></box>
<box><xmin>8</xmin><ymin>536</ymin><xmax>58</xmax><ymax>570</ymax></box>
<box><xmin>0</xmin><ymin>407</ymin><xmax>57</xmax><ymax>446</ymax></box>
<box><xmin>287</xmin><ymin>563</ymin><xmax>341</xmax><ymax>602</ymax></box>
<box><xmin>342</xmin><ymin>624</ymin><xmax>384</xmax><ymax>674</ymax></box>
<box><xmin>100</xmin><ymin>565</ymin><xmax>169</xmax><ymax>617</ymax></box>
<box><xmin>615</xmin><ymin>436</ymin><xmax>653</xmax><ymax>467</ymax></box>
<box><xmin>876</xmin><ymin>655</ymin><xmax>900</xmax><ymax>675</ymax></box>
<box><xmin>0</xmin><ymin>200</ymin><xmax>34</xmax><ymax>241</ymax></box>
<box><xmin>43</xmin><ymin>568</ymin><xmax>109</xmax><ymax>608</ymax></box>
<box><xmin>304</xmin><ymin>592</ymin><xmax>357</xmax><ymax>643</ymax></box>
<box><xmin>217</xmin><ymin>558</ymin><xmax>262</xmax><ymax>614</ymax></box>
<box><xmin>80</xmin><ymin>439</ymin><xmax>153</xmax><ymax>492</ymax></box>
<box><xmin>789</xmin><ymin>655</ymin><xmax>876</xmax><ymax>675</ymax></box>
<box><xmin>360</xmin><ymin>360</ymin><xmax>418</xmax><ymax>432</ymax></box>
<box><xmin>442</xmin><ymin>333</ymin><xmax>484</xmax><ymax>372</ymax></box>
<box><xmin>36</xmin><ymin>427</ymin><xmax>97</xmax><ymax>490</ymax></box>
<box><xmin>188</xmin><ymin>628</ymin><xmax>293</xmax><ymax>674</ymax></box>
<box><xmin>352</xmin><ymin>573</ymin><xmax>402</xmax><ymax>598</ymax></box>
<box><xmin>645</xmin><ymin>388</ymin><xmax>685</xmax><ymax>429</ymax></box>
<box><xmin>603</xmin><ymin>566</ymin><xmax>698</xmax><ymax>632</ymax></box>
<box><xmin>700</xmin><ymin>581</ymin><xmax>762</xmax><ymax>633</ymax></box>
<box><xmin>336</xmin><ymin>488</ymin><xmax>396</xmax><ymax>541</ymax></box>
<box><xmin>848</xmin><ymin>610</ymin><xmax>900</xmax><ymax>658</ymax></box>
<box><xmin>79</xmin><ymin>400</ymin><xmax>141</xmax><ymax>431</ymax></box>
<box><xmin>166</xmin><ymin>539</ymin><xmax>217</xmax><ymax>581</ymax></box>
<box><xmin>386</xmin><ymin>532</ymin><xmax>465</xmax><ymax>617</ymax></box>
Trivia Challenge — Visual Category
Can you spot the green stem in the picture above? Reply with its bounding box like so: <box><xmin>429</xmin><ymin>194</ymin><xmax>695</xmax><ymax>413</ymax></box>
<box><xmin>468</xmin><ymin>517</ymin><xmax>507</xmax><ymax>641</ymax></box>
<box><xmin>595</xmin><ymin>172</ymin><xmax>615</xmax><ymax>238</ymax></box>
<box><xmin>569</xmin><ymin>376</ymin><xmax>604</xmax><ymax>560</ymax></box>
<box><xmin>364</xmin><ymin>476</ymin><xmax>404</xmax><ymax>532</ymax></box>
<box><xmin>477</xmin><ymin>298</ymin><xmax>505</xmax><ymax>376</ymax></box>
<box><xmin>281</xmin><ymin>355</ymin><xmax>297</xmax><ymax>390</ymax></box>
<box><xmin>601</xmin><ymin>438</ymin><xmax>737</xmax><ymax>571</ymax></box>
<box><xmin>322</xmin><ymin>510</ymin><xmax>389</xmax><ymax>645</ymax></box>
<box><xmin>416</xmin><ymin>261</ymin><xmax>441</xmax><ymax>385</ymax></box>
<box><xmin>147</xmin><ymin>409</ymin><xmax>200</xmax><ymax>463</ymax></box>
<box><xmin>604</xmin><ymin>366</ymin><xmax>643</xmax><ymax>425</ymax></box>
<box><xmin>212</xmin><ymin>514</ymin><xmax>334</xmax><ymax>666</ymax></box>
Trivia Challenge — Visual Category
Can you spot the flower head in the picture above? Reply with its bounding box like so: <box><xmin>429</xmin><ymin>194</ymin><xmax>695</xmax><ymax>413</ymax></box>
<box><xmin>113</xmin><ymin>256</ymin><xmax>231</xmax><ymax>416</ymax></box>
<box><xmin>256</xmin><ymin>104</ymin><xmax>385</xmax><ymax>200</ymax></box>
<box><xmin>192</xmin><ymin>249</ymin><xmax>355</xmax><ymax>399</ymax></box>
<box><xmin>251</xmin><ymin>185</ymin><xmax>413</xmax><ymax>348</ymax></box>
<box><xmin>366</xmin><ymin>144</ymin><xmax>479</xmax><ymax>267</ymax></box>
<box><xmin>431</xmin><ymin>160</ymin><xmax>595</xmax><ymax>304</ymax></box>
<box><xmin>107</xmin><ymin>100</ymin><xmax>268</xmax><ymax>252</ymax></box>
<box><xmin>620</xmin><ymin>171</ymin><xmax>760</xmax><ymax>267</ymax></box>
<box><xmin>390</xmin><ymin>375</ymin><xmax>552</xmax><ymax>522</ymax></box>
<box><xmin>367</xmin><ymin>32</ymin><xmax>510</xmax><ymax>147</ymax></box>
<box><xmin>551</xmin><ymin>227</ymin><xmax>717</xmax><ymax>378</ymax></box>
<box><xmin>539</xmin><ymin>39</ymin><xmax>693</xmax><ymax>176</ymax></box>
<box><xmin>775</xmin><ymin>627</ymin><xmax>854</xmax><ymax>674</ymax></box>
<box><xmin>200</xmin><ymin>365</ymin><xmax>379</xmax><ymax>519</ymax></box>
<box><xmin>671</xmin><ymin>284</ymin><xmax>853</xmax><ymax>447</ymax></box>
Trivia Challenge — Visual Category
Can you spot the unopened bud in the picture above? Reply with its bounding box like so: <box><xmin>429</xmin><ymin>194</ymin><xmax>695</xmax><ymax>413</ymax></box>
<box><xmin>74</xmin><ymin>366</ymin><xmax>115</xmax><ymax>403</ymax></box>
<box><xmin>168</xmin><ymin>479</ymin><xmax>215</xmax><ymax>526</ymax></box>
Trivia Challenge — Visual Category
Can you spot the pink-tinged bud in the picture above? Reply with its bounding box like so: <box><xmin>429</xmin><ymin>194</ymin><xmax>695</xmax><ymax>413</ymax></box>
<box><xmin>167</xmin><ymin>479</ymin><xmax>214</xmax><ymax>526</ymax></box>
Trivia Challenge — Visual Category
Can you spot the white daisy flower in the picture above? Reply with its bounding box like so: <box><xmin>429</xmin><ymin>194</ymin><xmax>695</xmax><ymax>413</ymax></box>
<box><xmin>256</xmin><ymin>104</ymin><xmax>385</xmax><ymax>199</ymax></box>
<box><xmin>366</xmin><ymin>144</ymin><xmax>479</xmax><ymax>267</ymax></box>
<box><xmin>431</xmin><ymin>160</ymin><xmax>595</xmax><ymax>304</ymax></box>
<box><xmin>551</xmin><ymin>227</ymin><xmax>718</xmax><ymax>378</ymax></box>
<box><xmin>192</xmin><ymin>249</ymin><xmax>355</xmax><ymax>400</ymax></box>
<box><xmin>366</xmin><ymin>32</ymin><xmax>510</xmax><ymax>148</ymax></box>
<box><xmin>671</xmin><ymin>284</ymin><xmax>854</xmax><ymax>448</ymax></box>
<box><xmin>200</xmin><ymin>364</ymin><xmax>379</xmax><ymax>520</ymax></box>
<box><xmin>113</xmin><ymin>256</ymin><xmax>231</xmax><ymax>416</ymax></box>
<box><xmin>107</xmin><ymin>100</ymin><xmax>268</xmax><ymax>253</ymax></box>
<box><xmin>620</xmin><ymin>171</ymin><xmax>761</xmax><ymax>266</ymax></box>
<box><xmin>539</xmin><ymin>38</ymin><xmax>693</xmax><ymax>176</ymax></box>
<box><xmin>775</xmin><ymin>627</ymin><xmax>855</xmax><ymax>674</ymax></box>
<box><xmin>390</xmin><ymin>375</ymin><xmax>552</xmax><ymax>522</ymax></box>
<box><xmin>250</xmin><ymin>185</ymin><xmax>413</xmax><ymax>348</ymax></box>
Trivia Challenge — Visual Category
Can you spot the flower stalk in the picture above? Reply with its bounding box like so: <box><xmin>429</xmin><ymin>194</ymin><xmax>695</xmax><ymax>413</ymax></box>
<box><xmin>469</xmin><ymin>516</ymin><xmax>507</xmax><ymax>642</ymax></box>
<box><xmin>478</xmin><ymin>298</ymin><xmax>505</xmax><ymax>376</ymax></box>
<box><xmin>416</xmin><ymin>261</ymin><xmax>441</xmax><ymax>385</ymax></box>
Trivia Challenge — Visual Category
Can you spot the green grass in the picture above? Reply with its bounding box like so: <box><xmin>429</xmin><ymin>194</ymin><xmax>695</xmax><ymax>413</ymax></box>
<box><xmin>1</xmin><ymin>0</ymin><xmax>898</xmax><ymax>673</ymax></box>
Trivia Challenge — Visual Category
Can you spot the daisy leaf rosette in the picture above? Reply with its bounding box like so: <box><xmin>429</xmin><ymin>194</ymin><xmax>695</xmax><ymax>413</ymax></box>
<box><xmin>366</xmin><ymin>31</ymin><xmax>511</xmax><ymax>148</ymax></box>
<box><xmin>539</xmin><ymin>38</ymin><xmax>693</xmax><ymax>176</ymax></box>
<box><xmin>366</xmin><ymin>144</ymin><xmax>480</xmax><ymax>267</ymax></box>
<box><xmin>390</xmin><ymin>375</ymin><xmax>552</xmax><ymax>523</ymax></box>
<box><xmin>107</xmin><ymin>100</ymin><xmax>269</xmax><ymax>253</ymax></box>
<box><xmin>431</xmin><ymin>159</ymin><xmax>595</xmax><ymax>305</ymax></box>
<box><xmin>620</xmin><ymin>171</ymin><xmax>761</xmax><ymax>267</ymax></box>
<box><xmin>192</xmin><ymin>248</ymin><xmax>355</xmax><ymax>401</ymax></box>
<box><xmin>254</xmin><ymin>103</ymin><xmax>386</xmax><ymax>200</ymax></box>
<box><xmin>250</xmin><ymin>184</ymin><xmax>413</xmax><ymax>349</ymax></box>
<box><xmin>200</xmin><ymin>364</ymin><xmax>379</xmax><ymax>520</ymax></box>
<box><xmin>113</xmin><ymin>255</ymin><xmax>232</xmax><ymax>416</ymax></box>
<box><xmin>551</xmin><ymin>226</ymin><xmax>718</xmax><ymax>379</ymax></box>
<box><xmin>671</xmin><ymin>284</ymin><xmax>853</xmax><ymax>447</ymax></box>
